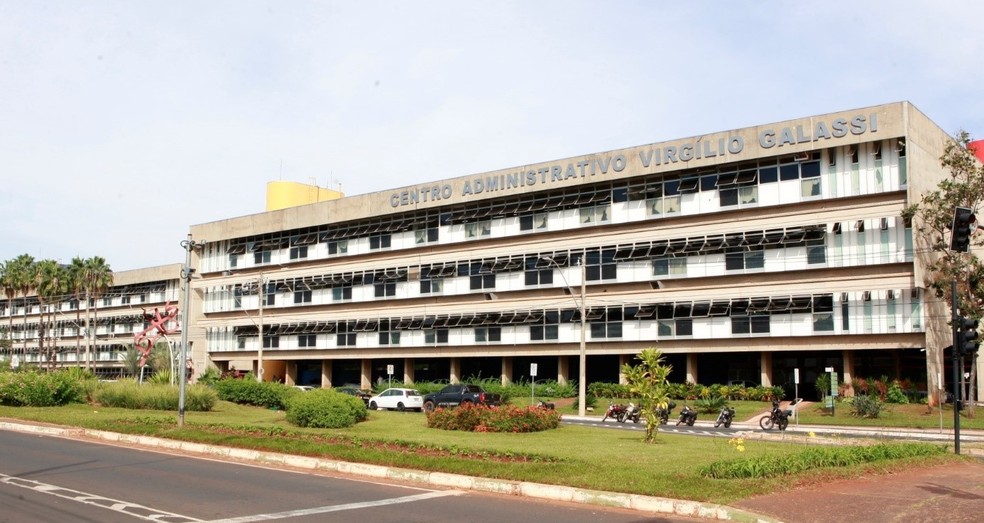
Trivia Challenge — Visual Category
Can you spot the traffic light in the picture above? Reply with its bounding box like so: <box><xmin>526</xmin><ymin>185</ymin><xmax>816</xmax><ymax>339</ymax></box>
<box><xmin>955</xmin><ymin>316</ymin><xmax>980</xmax><ymax>356</ymax></box>
<box><xmin>949</xmin><ymin>206</ymin><xmax>977</xmax><ymax>252</ymax></box>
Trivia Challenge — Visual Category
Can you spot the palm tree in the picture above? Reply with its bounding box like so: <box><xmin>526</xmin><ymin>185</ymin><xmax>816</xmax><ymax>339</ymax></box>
<box><xmin>83</xmin><ymin>257</ymin><xmax>113</xmax><ymax>371</ymax></box>
<box><xmin>66</xmin><ymin>257</ymin><xmax>87</xmax><ymax>364</ymax></box>
<box><xmin>33</xmin><ymin>259</ymin><xmax>65</xmax><ymax>370</ymax></box>
<box><xmin>8</xmin><ymin>254</ymin><xmax>36</xmax><ymax>358</ymax></box>
<box><xmin>0</xmin><ymin>260</ymin><xmax>11</xmax><ymax>363</ymax></box>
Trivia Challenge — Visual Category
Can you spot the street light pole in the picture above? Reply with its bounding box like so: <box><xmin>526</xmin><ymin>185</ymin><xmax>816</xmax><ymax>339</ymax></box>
<box><xmin>542</xmin><ymin>256</ymin><xmax>588</xmax><ymax>417</ymax></box>
<box><xmin>179</xmin><ymin>234</ymin><xmax>204</xmax><ymax>428</ymax></box>
<box><xmin>256</xmin><ymin>275</ymin><xmax>265</xmax><ymax>383</ymax></box>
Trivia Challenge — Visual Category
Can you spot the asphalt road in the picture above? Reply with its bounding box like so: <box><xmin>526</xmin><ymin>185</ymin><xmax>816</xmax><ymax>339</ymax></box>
<box><xmin>0</xmin><ymin>430</ymin><xmax>693</xmax><ymax>523</ymax></box>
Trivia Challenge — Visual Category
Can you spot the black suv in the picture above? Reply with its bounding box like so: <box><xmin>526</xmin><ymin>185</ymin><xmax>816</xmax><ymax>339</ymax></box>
<box><xmin>335</xmin><ymin>386</ymin><xmax>372</xmax><ymax>405</ymax></box>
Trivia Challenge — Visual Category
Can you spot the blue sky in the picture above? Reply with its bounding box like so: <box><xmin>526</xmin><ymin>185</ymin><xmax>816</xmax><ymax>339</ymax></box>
<box><xmin>2</xmin><ymin>1</ymin><xmax>983</xmax><ymax>271</ymax></box>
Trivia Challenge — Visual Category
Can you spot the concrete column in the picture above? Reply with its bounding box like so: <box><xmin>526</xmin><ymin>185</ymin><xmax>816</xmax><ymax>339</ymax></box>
<box><xmin>618</xmin><ymin>354</ymin><xmax>632</xmax><ymax>384</ymax></box>
<box><xmin>449</xmin><ymin>357</ymin><xmax>460</xmax><ymax>384</ymax></box>
<box><xmin>760</xmin><ymin>351</ymin><xmax>773</xmax><ymax>387</ymax></box>
<box><xmin>360</xmin><ymin>359</ymin><xmax>372</xmax><ymax>390</ymax></box>
<box><xmin>285</xmin><ymin>361</ymin><xmax>297</xmax><ymax>386</ymax></box>
<box><xmin>842</xmin><ymin>349</ymin><xmax>855</xmax><ymax>397</ymax></box>
<box><xmin>686</xmin><ymin>353</ymin><xmax>698</xmax><ymax>384</ymax></box>
<box><xmin>557</xmin><ymin>356</ymin><xmax>569</xmax><ymax>385</ymax></box>
<box><xmin>404</xmin><ymin>358</ymin><xmax>414</xmax><ymax>384</ymax></box>
<box><xmin>321</xmin><ymin>360</ymin><xmax>333</xmax><ymax>388</ymax></box>
<box><xmin>501</xmin><ymin>357</ymin><xmax>513</xmax><ymax>386</ymax></box>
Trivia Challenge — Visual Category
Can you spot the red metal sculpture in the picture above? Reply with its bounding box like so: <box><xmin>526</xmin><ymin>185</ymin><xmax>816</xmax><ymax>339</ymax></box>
<box><xmin>134</xmin><ymin>303</ymin><xmax>180</xmax><ymax>366</ymax></box>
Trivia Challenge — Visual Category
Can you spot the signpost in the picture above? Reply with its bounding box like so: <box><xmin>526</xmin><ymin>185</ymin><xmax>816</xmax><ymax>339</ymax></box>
<box><xmin>824</xmin><ymin>366</ymin><xmax>838</xmax><ymax>416</ymax></box>
<box><xmin>793</xmin><ymin>368</ymin><xmax>800</xmax><ymax>423</ymax></box>
<box><xmin>530</xmin><ymin>363</ymin><xmax>538</xmax><ymax>405</ymax></box>
<box><xmin>387</xmin><ymin>364</ymin><xmax>394</xmax><ymax>388</ymax></box>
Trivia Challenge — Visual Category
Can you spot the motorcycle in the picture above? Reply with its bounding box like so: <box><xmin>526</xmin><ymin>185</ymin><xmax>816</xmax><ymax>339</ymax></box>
<box><xmin>654</xmin><ymin>401</ymin><xmax>676</xmax><ymax>424</ymax></box>
<box><xmin>676</xmin><ymin>405</ymin><xmax>697</xmax><ymax>426</ymax></box>
<box><xmin>620</xmin><ymin>402</ymin><xmax>641</xmax><ymax>423</ymax></box>
<box><xmin>535</xmin><ymin>399</ymin><xmax>555</xmax><ymax>410</ymax></box>
<box><xmin>759</xmin><ymin>399</ymin><xmax>797</xmax><ymax>431</ymax></box>
<box><xmin>602</xmin><ymin>402</ymin><xmax>627</xmax><ymax>422</ymax></box>
<box><xmin>714</xmin><ymin>406</ymin><xmax>736</xmax><ymax>428</ymax></box>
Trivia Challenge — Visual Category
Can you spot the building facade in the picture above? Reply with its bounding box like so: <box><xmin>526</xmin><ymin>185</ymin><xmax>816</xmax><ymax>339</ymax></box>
<box><xmin>1</xmin><ymin>264</ymin><xmax>183</xmax><ymax>376</ymax></box>
<box><xmin>185</xmin><ymin>101</ymin><xmax>968</xmax><ymax>402</ymax></box>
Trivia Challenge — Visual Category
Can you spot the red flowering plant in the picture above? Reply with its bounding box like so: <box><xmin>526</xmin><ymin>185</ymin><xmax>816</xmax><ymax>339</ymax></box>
<box><xmin>426</xmin><ymin>403</ymin><xmax>561</xmax><ymax>432</ymax></box>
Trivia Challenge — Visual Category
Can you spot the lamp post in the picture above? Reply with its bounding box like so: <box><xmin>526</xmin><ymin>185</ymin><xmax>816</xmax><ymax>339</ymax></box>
<box><xmin>256</xmin><ymin>274</ymin><xmax>265</xmax><ymax>383</ymax></box>
<box><xmin>542</xmin><ymin>256</ymin><xmax>587</xmax><ymax>417</ymax></box>
<box><xmin>179</xmin><ymin>234</ymin><xmax>205</xmax><ymax>428</ymax></box>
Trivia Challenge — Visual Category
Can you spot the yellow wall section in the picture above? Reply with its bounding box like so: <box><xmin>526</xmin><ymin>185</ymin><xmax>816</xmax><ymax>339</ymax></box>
<box><xmin>266</xmin><ymin>181</ymin><xmax>344</xmax><ymax>211</ymax></box>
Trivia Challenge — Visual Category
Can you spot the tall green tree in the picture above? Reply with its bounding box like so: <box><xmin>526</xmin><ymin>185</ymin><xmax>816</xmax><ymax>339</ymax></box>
<box><xmin>82</xmin><ymin>256</ymin><xmax>113</xmax><ymax>371</ymax></box>
<box><xmin>0</xmin><ymin>260</ymin><xmax>12</xmax><ymax>362</ymax></box>
<box><xmin>904</xmin><ymin>130</ymin><xmax>984</xmax><ymax>414</ymax></box>
<box><xmin>33</xmin><ymin>259</ymin><xmax>66</xmax><ymax>370</ymax></box>
<box><xmin>66</xmin><ymin>257</ymin><xmax>87</xmax><ymax>363</ymax></box>
<box><xmin>7</xmin><ymin>255</ymin><xmax>36</xmax><ymax>359</ymax></box>
<box><xmin>621</xmin><ymin>348</ymin><xmax>673</xmax><ymax>443</ymax></box>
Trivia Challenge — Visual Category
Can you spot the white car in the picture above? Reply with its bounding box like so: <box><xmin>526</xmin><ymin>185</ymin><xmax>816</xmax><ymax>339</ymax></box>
<box><xmin>367</xmin><ymin>388</ymin><xmax>424</xmax><ymax>412</ymax></box>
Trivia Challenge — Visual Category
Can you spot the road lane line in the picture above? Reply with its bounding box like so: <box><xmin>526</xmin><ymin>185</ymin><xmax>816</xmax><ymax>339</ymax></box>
<box><xmin>0</xmin><ymin>472</ymin><xmax>202</xmax><ymax>522</ymax></box>
<box><xmin>207</xmin><ymin>489</ymin><xmax>465</xmax><ymax>522</ymax></box>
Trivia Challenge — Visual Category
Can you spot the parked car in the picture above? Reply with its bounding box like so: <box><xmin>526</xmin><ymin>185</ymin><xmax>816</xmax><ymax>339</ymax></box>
<box><xmin>727</xmin><ymin>380</ymin><xmax>758</xmax><ymax>389</ymax></box>
<box><xmin>335</xmin><ymin>386</ymin><xmax>372</xmax><ymax>405</ymax></box>
<box><xmin>293</xmin><ymin>385</ymin><xmax>316</xmax><ymax>392</ymax></box>
<box><xmin>421</xmin><ymin>384</ymin><xmax>502</xmax><ymax>411</ymax></box>
<box><xmin>367</xmin><ymin>388</ymin><xmax>424</xmax><ymax>412</ymax></box>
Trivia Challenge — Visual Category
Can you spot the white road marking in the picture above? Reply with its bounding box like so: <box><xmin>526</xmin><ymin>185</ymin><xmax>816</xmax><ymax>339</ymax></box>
<box><xmin>0</xmin><ymin>472</ymin><xmax>202</xmax><ymax>522</ymax></box>
<box><xmin>207</xmin><ymin>490</ymin><xmax>465</xmax><ymax>522</ymax></box>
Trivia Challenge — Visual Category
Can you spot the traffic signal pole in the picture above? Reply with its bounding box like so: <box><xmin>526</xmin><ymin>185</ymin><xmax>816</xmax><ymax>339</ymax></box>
<box><xmin>952</xmin><ymin>279</ymin><xmax>961</xmax><ymax>455</ymax></box>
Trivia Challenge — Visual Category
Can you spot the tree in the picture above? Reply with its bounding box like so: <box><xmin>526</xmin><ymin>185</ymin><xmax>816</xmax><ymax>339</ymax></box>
<box><xmin>621</xmin><ymin>348</ymin><xmax>673</xmax><ymax>443</ymax></box>
<box><xmin>66</xmin><ymin>257</ymin><xmax>87</xmax><ymax>363</ymax></box>
<box><xmin>7</xmin><ymin>255</ymin><xmax>36</xmax><ymax>359</ymax></box>
<box><xmin>82</xmin><ymin>257</ymin><xmax>113</xmax><ymax>371</ymax></box>
<box><xmin>904</xmin><ymin>130</ymin><xmax>984</xmax><ymax>415</ymax></box>
<box><xmin>0</xmin><ymin>260</ymin><xmax>12</xmax><ymax>362</ymax></box>
<box><xmin>33</xmin><ymin>259</ymin><xmax>66</xmax><ymax>371</ymax></box>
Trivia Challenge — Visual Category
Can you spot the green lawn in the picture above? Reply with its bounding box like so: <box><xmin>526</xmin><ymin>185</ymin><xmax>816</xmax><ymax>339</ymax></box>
<box><xmin>0</xmin><ymin>401</ymin><xmax>965</xmax><ymax>505</ymax></box>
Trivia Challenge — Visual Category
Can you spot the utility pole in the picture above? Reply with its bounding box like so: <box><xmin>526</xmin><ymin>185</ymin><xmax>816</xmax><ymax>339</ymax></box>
<box><xmin>256</xmin><ymin>275</ymin><xmax>265</xmax><ymax>383</ymax></box>
<box><xmin>179</xmin><ymin>235</ymin><xmax>204</xmax><ymax>428</ymax></box>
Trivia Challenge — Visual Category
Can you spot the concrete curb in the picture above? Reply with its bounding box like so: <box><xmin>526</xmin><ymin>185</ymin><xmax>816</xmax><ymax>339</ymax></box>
<box><xmin>0</xmin><ymin>420</ymin><xmax>778</xmax><ymax>522</ymax></box>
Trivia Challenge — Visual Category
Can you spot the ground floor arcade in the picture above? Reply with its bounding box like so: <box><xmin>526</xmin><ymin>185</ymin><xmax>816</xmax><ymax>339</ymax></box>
<box><xmin>210</xmin><ymin>348</ymin><xmax>928</xmax><ymax>401</ymax></box>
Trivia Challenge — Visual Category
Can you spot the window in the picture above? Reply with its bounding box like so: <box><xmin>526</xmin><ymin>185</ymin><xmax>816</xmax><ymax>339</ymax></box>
<box><xmin>289</xmin><ymin>246</ymin><xmax>308</xmax><ymax>260</ymax></box>
<box><xmin>424</xmin><ymin>329</ymin><xmax>449</xmax><ymax>344</ymax></box>
<box><xmin>520</xmin><ymin>213</ymin><xmax>548</xmax><ymax>231</ymax></box>
<box><xmin>653</xmin><ymin>256</ymin><xmax>687</xmax><ymax>277</ymax></box>
<box><xmin>375</xmin><ymin>281</ymin><xmax>397</xmax><ymax>297</ymax></box>
<box><xmin>841</xmin><ymin>293</ymin><xmax>850</xmax><ymax>331</ymax></box>
<box><xmin>332</xmin><ymin>286</ymin><xmax>352</xmax><ymax>301</ymax></box>
<box><xmin>579</xmin><ymin>204</ymin><xmax>610</xmax><ymax>224</ymax></box>
<box><xmin>589</xmin><ymin>308</ymin><xmax>622</xmax><ymax>339</ymax></box>
<box><xmin>807</xmin><ymin>245</ymin><xmax>826</xmax><ymax>264</ymax></box>
<box><xmin>732</xmin><ymin>314</ymin><xmax>770</xmax><ymax>335</ymax></box>
<box><xmin>585</xmin><ymin>249</ymin><xmax>617</xmax><ymax>281</ymax></box>
<box><xmin>530</xmin><ymin>310</ymin><xmax>559</xmax><ymax>341</ymax></box>
<box><xmin>475</xmin><ymin>327</ymin><xmax>501</xmax><ymax>342</ymax></box>
<box><xmin>470</xmin><ymin>273</ymin><xmax>495</xmax><ymax>290</ymax></box>
<box><xmin>103</xmin><ymin>297</ymin><xmax>112</xmax><ymax>306</ymax></box>
<box><xmin>294</xmin><ymin>290</ymin><xmax>312</xmax><ymax>304</ymax></box>
<box><xmin>121</xmin><ymin>296</ymin><xmax>131</xmax><ymax>305</ymax></box>
<box><xmin>263</xmin><ymin>335</ymin><xmax>279</xmax><ymax>349</ymax></box>
<box><xmin>233</xmin><ymin>287</ymin><xmax>243</xmax><ymax>309</ymax></box>
<box><xmin>229</xmin><ymin>254</ymin><xmax>239</xmax><ymax>268</ymax></box>
<box><xmin>649</xmin><ymin>195</ymin><xmax>681</xmax><ymax>216</ymax></box>
<box><xmin>465</xmin><ymin>220</ymin><xmax>492</xmax><ymax>238</ymax></box>
<box><xmin>725</xmin><ymin>248</ymin><xmax>765</xmax><ymax>271</ymax></box>
<box><xmin>658</xmin><ymin>318</ymin><xmax>692</xmax><ymax>337</ymax></box>
<box><xmin>369</xmin><ymin>234</ymin><xmax>392</xmax><ymax>250</ymax></box>
<box><xmin>336</xmin><ymin>324</ymin><xmax>357</xmax><ymax>346</ymax></box>
<box><xmin>254</xmin><ymin>251</ymin><xmax>272</xmax><ymax>264</ymax></box>
<box><xmin>813</xmin><ymin>313</ymin><xmax>834</xmax><ymax>332</ymax></box>
<box><xmin>262</xmin><ymin>283</ymin><xmax>276</xmax><ymax>307</ymax></box>
<box><xmin>298</xmin><ymin>334</ymin><xmax>316</xmax><ymax>347</ymax></box>
<box><xmin>524</xmin><ymin>258</ymin><xmax>553</xmax><ymax>286</ymax></box>
<box><xmin>378</xmin><ymin>320</ymin><xmax>400</xmax><ymax>345</ymax></box>
<box><xmin>327</xmin><ymin>240</ymin><xmax>348</xmax><ymax>255</ymax></box>
<box><xmin>415</xmin><ymin>227</ymin><xmax>439</xmax><ymax>244</ymax></box>
<box><xmin>420</xmin><ymin>276</ymin><xmax>443</xmax><ymax>294</ymax></box>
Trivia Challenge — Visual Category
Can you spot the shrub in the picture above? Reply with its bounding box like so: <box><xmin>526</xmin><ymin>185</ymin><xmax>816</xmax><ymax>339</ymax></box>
<box><xmin>285</xmin><ymin>389</ymin><xmax>367</xmax><ymax>428</ymax></box>
<box><xmin>426</xmin><ymin>403</ymin><xmax>561</xmax><ymax>432</ymax></box>
<box><xmin>886</xmin><ymin>380</ymin><xmax>909</xmax><ymax>404</ymax></box>
<box><xmin>849</xmin><ymin>394</ymin><xmax>884</xmax><ymax>418</ymax></box>
<box><xmin>213</xmin><ymin>377</ymin><xmax>293</xmax><ymax>409</ymax></box>
<box><xmin>700</xmin><ymin>442</ymin><xmax>945</xmax><ymax>479</ymax></box>
<box><xmin>0</xmin><ymin>369</ymin><xmax>87</xmax><ymax>406</ymax></box>
<box><xmin>92</xmin><ymin>381</ymin><xmax>217</xmax><ymax>411</ymax></box>
<box><xmin>694</xmin><ymin>396</ymin><xmax>728</xmax><ymax>414</ymax></box>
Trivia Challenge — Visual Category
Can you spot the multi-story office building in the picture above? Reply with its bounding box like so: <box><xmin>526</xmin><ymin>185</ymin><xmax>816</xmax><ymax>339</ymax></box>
<box><xmin>1</xmin><ymin>265</ymin><xmax>182</xmax><ymax>376</ymax></box>
<box><xmin>187</xmin><ymin>101</ymin><xmax>967</xmax><ymax>402</ymax></box>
